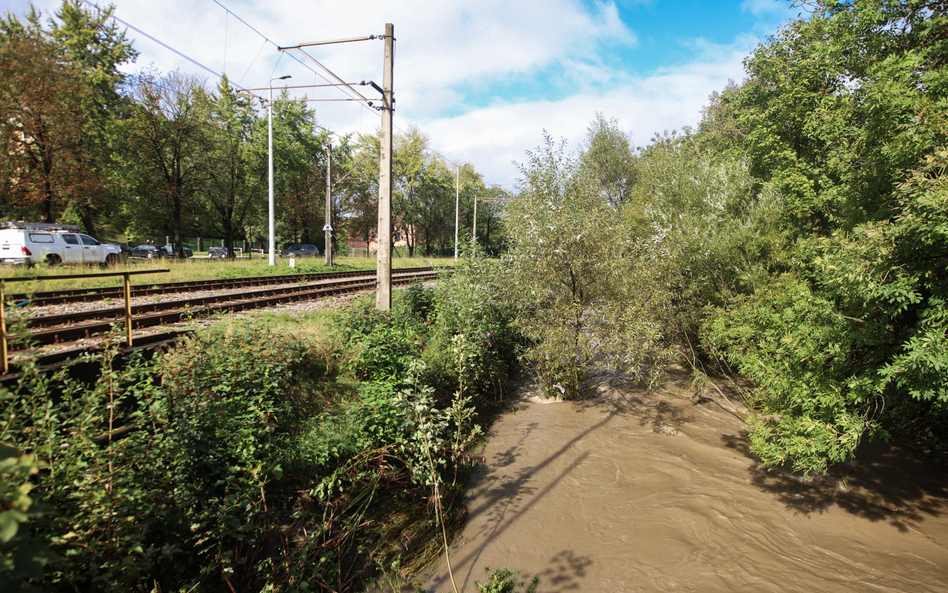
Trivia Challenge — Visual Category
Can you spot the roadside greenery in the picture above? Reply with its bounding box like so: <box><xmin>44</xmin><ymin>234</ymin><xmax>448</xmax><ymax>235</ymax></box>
<box><xmin>697</xmin><ymin>0</ymin><xmax>948</xmax><ymax>472</ymax></box>
<box><xmin>501</xmin><ymin>131</ymin><xmax>677</xmax><ymax>397</ymax></box>
<box><xmin>0</xmin><ymin>259</ymin><xmax>517</xmax><ymax>591</ymax></box>
<box><xmin>2</xmin><ymin>2</ymin><xmax>947</xmax><ymax>590</ymax></box>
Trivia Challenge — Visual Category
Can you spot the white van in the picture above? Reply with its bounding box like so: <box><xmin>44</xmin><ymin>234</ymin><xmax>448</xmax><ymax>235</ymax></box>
<box><xmin>0</xmin><ymin>222</ymin><xmax>123</xmax><ymax>267</ymax></box>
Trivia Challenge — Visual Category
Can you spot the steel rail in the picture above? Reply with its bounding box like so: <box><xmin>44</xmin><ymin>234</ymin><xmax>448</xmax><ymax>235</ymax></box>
<box><xmin>7</xmin><ymin>270</ymin><xmax>437</xmax><ymax>349</ymax></box>
<box><xmin>10</xmin><ymin>267</ymin><xmax>437</xmax><ymax>306</ymax></box>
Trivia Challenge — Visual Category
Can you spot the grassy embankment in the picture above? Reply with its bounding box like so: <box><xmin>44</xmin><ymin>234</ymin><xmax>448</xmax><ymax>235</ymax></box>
<box><xmin>0</xmin><ymin>256</ymin><xmax>512</xmax><ymax>592</ymax></box>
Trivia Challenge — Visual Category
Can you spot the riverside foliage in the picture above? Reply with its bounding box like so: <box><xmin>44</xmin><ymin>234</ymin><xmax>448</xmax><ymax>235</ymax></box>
<box><xmin>0</xmin><ymin>262</ymin><xmax>517</xmax><ymax>591</ymax></box>
<box><xmin>499</xmin><ymin>0</ymin><xmax>948</xmax><ymax>474</ymax></box>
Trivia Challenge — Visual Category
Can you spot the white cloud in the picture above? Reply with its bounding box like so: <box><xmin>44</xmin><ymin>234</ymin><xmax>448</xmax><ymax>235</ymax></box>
<box><xmin>741</xmin><ymin>0</ymin><xmax>788</xmax><ymax>17</ymax></box>
<box><xmin>419</xmin><ymin>41</ymin><xmax>748</xmax><ymax>183</ymax></box>
<box><xmin>15</xmin><ymin>0</ymin><xmax>751</xmax><ymax>185</ymax></box>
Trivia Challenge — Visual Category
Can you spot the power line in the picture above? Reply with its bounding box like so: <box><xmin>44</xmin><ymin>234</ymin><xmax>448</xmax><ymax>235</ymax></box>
<box><xmin>79</xmin><ymin>0</ymin><xmax>226</xmax><ymax>84</ymax></box>
<box><xmin>214</xmin><ymin>0</ymin><xmax>384</xmax><ymax>124</ymax></box>
<box><xmin>84</xmin><ymin>0</ymin><xmax>469</xmax><ymax>167</ymax></box>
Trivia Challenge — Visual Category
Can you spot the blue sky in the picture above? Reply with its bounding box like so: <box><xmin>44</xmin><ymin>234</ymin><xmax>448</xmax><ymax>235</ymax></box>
<box><xmin>3</xmin><ymin>0</ymin><xmax>801</xmax><ymax>183</ymax></box>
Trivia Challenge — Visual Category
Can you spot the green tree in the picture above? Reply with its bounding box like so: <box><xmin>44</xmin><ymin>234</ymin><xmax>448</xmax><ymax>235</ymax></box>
<box><xmin>0</xmin><ymin>28</ymin><xmax>91</xmax><ymax>223</ymax></box>
<box><xmin>261</xmin><ymin>92</ymin><xmax>329</xmax><ymax>247</ymax></box>
<box><xmin>199</xmin><ymin>77</ymin><xmax>262</xmax><ymax>258</ymax></box>
<box><xmin>0</xmin><ymin>1</ymin><xmax>136</xmax><ymax>233</ymax></box>
<box><xmin>123</xmin><ymin>71</ymin><xmax>210</xmax><ymax>247</ymax></box>
<box><xmin>696</xmin><ymin>0</ymin><xmax>948</xmax><ymax>472</ymax></box>
<box><xmin>46</xmin><ymin>0</ymin><xmax>137</xmax><ymax>238</ymax></box>
<box><xmin>578</xmin><ymin>113</ymin><xmax>637</xmax><ymax>208</ymax></box>
<box><xmin>338</xmin><ymin>132</ymin><xmax>382</xmax><ymax>251</ymax></box>
<box><xmin>503</xmin><ymin>132</ymin><xmax>675</xmax><ymax>396</ymax></box>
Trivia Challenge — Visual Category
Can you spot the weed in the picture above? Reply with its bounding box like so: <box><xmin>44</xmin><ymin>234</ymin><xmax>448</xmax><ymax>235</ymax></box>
<box><xmin>475</xmin><ymin>567</ymin><xmax>539</xmax><ymax>593</ymax></box>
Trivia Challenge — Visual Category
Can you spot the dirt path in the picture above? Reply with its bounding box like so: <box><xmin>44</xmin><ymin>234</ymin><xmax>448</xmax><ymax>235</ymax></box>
<box><xmin>422</xmin><ymin>367</ymin><xmax>948</xmax><ymax>592</ymax></box>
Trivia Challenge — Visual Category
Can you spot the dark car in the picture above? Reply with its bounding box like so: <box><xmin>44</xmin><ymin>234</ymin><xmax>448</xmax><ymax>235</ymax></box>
<box><xmin>130</xmin><ymin>244</ymin><xmax>165</xmax><ymax>259</ymax></box>
<box><xmin>279</xmin><ymin>244</ymin><xmax>319</xmax><ymax>258</ymax></box>
<box><xmin>160</xmin><ymin>245</ymin><xmax>193</xmax><ymax>258</ymax></box>
<box><xmin>106</xmin><ymin>244</ymin><xmax>133</xmax><ymax>258</ymax></box>
<box><xmin>207</xmin><ymin>246</ymin><xmax>229</xmax><ymax>258</ymax></box>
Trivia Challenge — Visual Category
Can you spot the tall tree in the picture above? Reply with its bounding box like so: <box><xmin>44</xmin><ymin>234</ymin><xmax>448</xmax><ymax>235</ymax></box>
<box><xmin>578</xmin><ymin>113</ymin><xmax>637</xmax><ymax>208</ymax></box>
<box><xmin>696</xmin><ymin>0</ymin><xmax>948</xmax><ymax>472</ymax></box>
<box><xmin>337</xmin><ymin>133</ymin><xmax>381</xmax><ymax>252</ymax></box>
<box><xmin>0</xmin><ymin>28</ymin><xmax>93</xmax><ymax>223</ymax></box>
<box><xmin>46</xmin><ymin>0</ymin><xmax>137</xmax><ymax>237</ymax></box>
<box><xmin>392</xmin><ymin>127</ymin><xmax>430</xmax><ymax>257</ymax></box>
<box><xmin>123</xmin><ymin>71</ymin><xmax>209</xmax><ymax>249</ymax></box>
<box><xmin>0</xmin><ymin>1</ymin><xmax>134</xmax><ymax>229</ymax></box>
<box><xmin>256</xmin><ymin>92</ymin><xmax>328</xmax><ymax>247</ymax></box>
<box><xmin>199</xmin><ymin>77</ymin><xmax>261</xmax><ymax>258</ymax></box>
<box><xmin>503</xmin><ymin>131</ymin><xmax>675</xmax><ymax>396</ymax></box>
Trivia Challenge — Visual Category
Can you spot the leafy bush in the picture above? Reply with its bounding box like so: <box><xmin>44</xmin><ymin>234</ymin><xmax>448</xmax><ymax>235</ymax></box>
<box><xmin>335</xmin><ymin>297</ymin><xmax>422</xmax><ymax>383</ymax></box>
<box><xmin>0</xmin><ymin>323</ymin><xmax>342</xmax><ymax>592</ymax></box>
<box><xmin>0</xmin><ymin>262</ymin><xmax>519</xmax><ymax>591</ymax></box>
<box><xmin>502</xmin><ymin>133</ymin><xmax>678</xmax><ymax>397</ymax></box>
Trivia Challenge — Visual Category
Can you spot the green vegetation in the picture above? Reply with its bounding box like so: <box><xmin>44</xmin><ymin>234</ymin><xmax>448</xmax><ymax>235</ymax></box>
<box><xmin>0</xmin><ymin>259</ymin><xmax>517</xmax><ymax>591</ymax></box>
<box><xmin>495</xmin><ymin>0</ymin><xmax>948</xmax><ymax>474</ymax></box>
<box><xmin>473</xmin><ymin>567</ymin><xmax>539</xmax><ymax>593</ymax></box>
<box><xmin>3</xmin><ymin>0</ymin><xmax>947</xmax><ymax>589</ymax></box>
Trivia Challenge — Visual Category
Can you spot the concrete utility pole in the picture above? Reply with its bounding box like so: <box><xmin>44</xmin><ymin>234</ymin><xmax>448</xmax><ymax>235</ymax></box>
<box><xmin>324</xmin><ymin>145</ymin><xmax>333</xmax><ymax>266</ymax></box>
<box><xmin>376</xmin><ymin>23</ymin><xmax>394</xmax><ymax>311</ymax></box>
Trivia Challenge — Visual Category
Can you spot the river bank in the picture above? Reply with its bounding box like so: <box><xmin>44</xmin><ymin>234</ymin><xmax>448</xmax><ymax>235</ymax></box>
<box><xmin>422</xmin><ymin>366</ymin><xmax>948</xmax><ymax>592</ymax></box>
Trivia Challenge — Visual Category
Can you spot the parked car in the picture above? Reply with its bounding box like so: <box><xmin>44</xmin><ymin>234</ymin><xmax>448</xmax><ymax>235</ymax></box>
<box><xmin>130</xmin><ymin>244</ymin><xmax>165</xmax><ymax>259</ymax></box>
<box><xmin>0</xmin><ymin>222</ymin><xmax>122</xmax><ymax>266</ymax></box>
<box><xmin>279</xmin><ymin>244</ymin><xmax>320</xmax><ymax>258</ymax></box>
<box><xmin>159</xmin><ymin>245</ymin><xmax>193</xmax><ymax>258</ymax></box>
<box><xmin>108</xmin><ymin>244</ymin><xmax>133</xmax><ymax>258</ymax></box>
<box><xmin>208</xmin><ymin>246</ymin><xmax>229</xmax><ymax>258</ymax></box>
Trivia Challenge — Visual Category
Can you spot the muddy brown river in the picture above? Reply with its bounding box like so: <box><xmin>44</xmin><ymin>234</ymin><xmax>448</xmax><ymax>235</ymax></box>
<box><xmin>422</xmin><ymin>368</ymin><xmax>948</xmax><ymax>592</ymax></box>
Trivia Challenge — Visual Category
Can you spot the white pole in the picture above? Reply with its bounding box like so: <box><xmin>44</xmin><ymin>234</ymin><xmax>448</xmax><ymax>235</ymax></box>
<box><xmin>454</xmin><ymin>167</ymin><xmax>459</xmax><ymax>260</ymax></box>
<box><xmin>267</xmin><ymin>86</ymin><xmax>275</xmax><ymax>266</ymax></box>
<box><xmin>267</xmin><ymin>75</ymin><xmax>291</xmax><ymax>266</ymax></box>
<box><xmin>325</xmin><ymin>144</ymin><xmax>333</xmax><ymax>266</ymax></box>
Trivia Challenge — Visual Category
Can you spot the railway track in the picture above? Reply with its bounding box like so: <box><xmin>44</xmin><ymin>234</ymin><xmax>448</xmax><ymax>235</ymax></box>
<box><xmin>8</xmin><ymin>266</ymin><xmax>436</xmax><ymax>306</ymax></box>
<box><xmin>3</xmin><ymin>267</ymin><xmax>441</xmax><ymax>372</ymax></box>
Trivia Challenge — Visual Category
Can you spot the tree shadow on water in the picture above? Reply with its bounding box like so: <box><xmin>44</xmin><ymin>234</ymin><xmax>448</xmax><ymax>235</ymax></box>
<box><xmin>722</xmin><ymin>431</ymin><xmax>948</xmax><ymax>532</ymax></box>
<box><xmin>532</xmin><ymin>550</ymin><xmax>595</xmax><ymax>593</ymax></box>
<box><xmin>578</xmin><ymin>386</ymin><xmax>694</xmax><ymax>436</ymax></box>
<box><xmin>424</xmin><ymin>412</ymin><xmax>614</xmax><ymax>592</ymax></box>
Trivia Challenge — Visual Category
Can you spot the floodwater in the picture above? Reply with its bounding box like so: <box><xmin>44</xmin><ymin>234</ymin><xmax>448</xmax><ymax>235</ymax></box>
<box><xmin>422</xmin><ymin>367</ymin><xmax>948</xmax><ymax>592</ymax></box>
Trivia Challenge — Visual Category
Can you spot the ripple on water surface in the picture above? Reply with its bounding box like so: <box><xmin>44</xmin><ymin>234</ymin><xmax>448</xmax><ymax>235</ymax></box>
<box><xmin>423</xmin><ymin>369</ymin><xmax>948</xmax><ymax>592</ymax></box>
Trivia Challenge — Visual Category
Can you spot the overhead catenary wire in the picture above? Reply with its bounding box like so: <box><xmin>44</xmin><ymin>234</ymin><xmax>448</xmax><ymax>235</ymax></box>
<box><xmin>213</xmin><ymin>0</ymin><xmax>382</xmax><ymax>125</ymax></box>
<box><xmin>77</xmin><ymin>0</ymin><xmax>348</xmax><ymax>141</ymax></box>
<box><xmin>288</xmin><ymin>48</ymin><xmax>371</xmax><ymax>103</ymax></box>
<box><xmin>210</xmin><ymin>2</ymin><xmax>438</xmax><ymax>147</ymax></box>
<box><xmin>78</xmin><ymin>0</ymin><xmax>231</xmax><ymax>86</ymax></box>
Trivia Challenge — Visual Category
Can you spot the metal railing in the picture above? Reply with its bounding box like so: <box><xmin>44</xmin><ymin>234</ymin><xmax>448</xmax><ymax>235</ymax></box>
<box><xmin>0</xmin><ymin>269</ymin><xmax>169</xmax><ymax>374</ymax></box>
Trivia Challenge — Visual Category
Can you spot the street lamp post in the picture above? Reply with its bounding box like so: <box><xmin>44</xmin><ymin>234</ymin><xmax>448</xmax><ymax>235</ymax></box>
<box><xmin>268</xmin><ymin>75</ymin><xmax>291</xmax><ymax>266</ymax></box>
<box><xmin>324</xmin><ymin>144</ymin><xmax>332</xmax><ymax>266</ymax></box>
